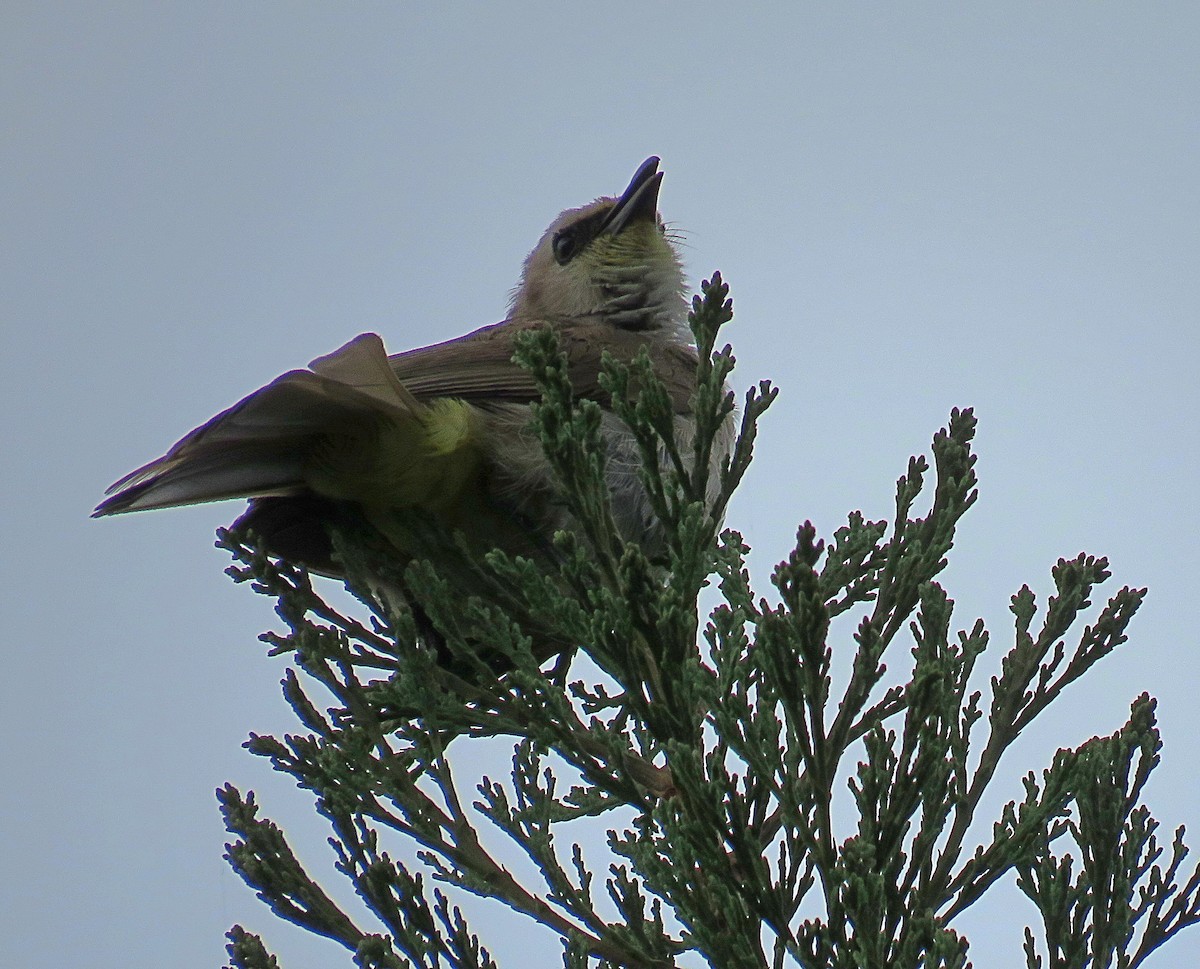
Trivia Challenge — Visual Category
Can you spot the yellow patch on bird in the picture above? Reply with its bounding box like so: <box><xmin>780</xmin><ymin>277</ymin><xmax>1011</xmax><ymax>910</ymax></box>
<box><xmin>303</xmin><ymin>399</ymin><xmax>483</xmax><ymax>518</ymax></box>
<box><xmin>422</xmin><ymin>398</ymin><xmax>475</xmax><ymax>455</ymax></box>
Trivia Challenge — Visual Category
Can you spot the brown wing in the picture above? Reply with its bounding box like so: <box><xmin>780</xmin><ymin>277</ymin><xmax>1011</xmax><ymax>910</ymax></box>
<box><xmin>388</xmin><ymin>316</ymin><xmax>698</xmax><ymax>413</ymax></box>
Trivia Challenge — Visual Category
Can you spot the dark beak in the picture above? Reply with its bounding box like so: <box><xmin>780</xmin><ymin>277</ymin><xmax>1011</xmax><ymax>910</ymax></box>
<box><xmin>600</xmin><ymin>156</ymin><xmax>662</xmax><ymax>236</ymax></box>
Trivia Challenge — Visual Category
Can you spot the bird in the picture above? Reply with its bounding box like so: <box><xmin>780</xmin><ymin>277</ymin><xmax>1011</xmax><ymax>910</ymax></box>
<box><xmin>95</xmin><ymin>157</ymin><xmax>731</xmax><ymax>674</ymax></box>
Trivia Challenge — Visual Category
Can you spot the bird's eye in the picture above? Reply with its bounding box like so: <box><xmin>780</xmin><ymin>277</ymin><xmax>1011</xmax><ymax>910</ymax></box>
<box><xmin>552</xmin><ymin>231</ymin><xmax>577</xmax><ymax>265</ymax></box>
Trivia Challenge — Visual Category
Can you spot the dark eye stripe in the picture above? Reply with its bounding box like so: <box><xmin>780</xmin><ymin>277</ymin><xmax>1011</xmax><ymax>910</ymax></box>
<box><xmin>551</xmin><ymin>206</ymin><xmax>614</xmax><ymax>265</ymax></box>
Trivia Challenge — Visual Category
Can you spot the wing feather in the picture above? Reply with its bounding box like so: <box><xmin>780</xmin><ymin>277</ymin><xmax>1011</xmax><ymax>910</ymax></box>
<box><xmin>388</xmin><ymin>317</ymin><xmax>699</xmax><ymax>412</ymax></box>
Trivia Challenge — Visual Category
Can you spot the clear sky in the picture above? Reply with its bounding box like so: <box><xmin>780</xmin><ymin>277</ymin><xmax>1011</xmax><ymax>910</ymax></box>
<box><xmin>3</xmin><ymin>4</ymin><xmax>1198</xmax><ymax>967</ymax></box>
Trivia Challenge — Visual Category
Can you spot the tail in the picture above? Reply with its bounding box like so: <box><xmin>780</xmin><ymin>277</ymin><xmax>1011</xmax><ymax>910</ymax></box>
<box><xmin>93</xmin><ymin>333</ymin><xmax>424</xmax><ymax>517</ymax></box>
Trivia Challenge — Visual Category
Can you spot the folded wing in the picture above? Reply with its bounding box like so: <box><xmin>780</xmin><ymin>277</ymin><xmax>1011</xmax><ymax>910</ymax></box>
<box><xmin>94</xmin><ymin>321</ymin><xmax>700</xmax><ymax>520</ymax></box>
<box><xmin>94</xmin><ymin>334</ymin><xmax>425</xmax><ymax>516</ymax></box>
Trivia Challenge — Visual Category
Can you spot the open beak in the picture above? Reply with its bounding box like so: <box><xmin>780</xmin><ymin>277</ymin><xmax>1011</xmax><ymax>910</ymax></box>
<box><xmin>600</xmin><ymin>156</ymin><xmax>663</xmax><ymax>236</ymax></box>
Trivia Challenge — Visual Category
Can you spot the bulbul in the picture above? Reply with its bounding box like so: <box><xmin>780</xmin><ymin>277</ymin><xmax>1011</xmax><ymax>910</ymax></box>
<box><xmin>95</xmin><ymin>157</ymin><xmax>728</xmax><ymax>664</ymax></box>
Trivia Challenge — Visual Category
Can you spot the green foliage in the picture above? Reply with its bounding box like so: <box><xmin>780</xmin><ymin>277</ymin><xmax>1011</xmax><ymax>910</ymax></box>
<box><xmin>216</xmin><ymin>276</ymin><xmax>1198</xmax><ymax>969</ymax></box>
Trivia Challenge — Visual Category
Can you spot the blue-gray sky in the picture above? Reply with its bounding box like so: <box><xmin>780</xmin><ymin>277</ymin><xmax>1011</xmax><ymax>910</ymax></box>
<box><xmin>3</xmin><ymin>4</ymin><xmax>1197</xmax><ymax>967</ymax></box>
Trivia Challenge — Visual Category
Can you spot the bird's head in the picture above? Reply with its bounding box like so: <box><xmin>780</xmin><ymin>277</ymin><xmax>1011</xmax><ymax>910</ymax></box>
<box><xmin>509</xmin><ymin>157</ymin><xmax>687</xmax><ymax>336</ymax></box>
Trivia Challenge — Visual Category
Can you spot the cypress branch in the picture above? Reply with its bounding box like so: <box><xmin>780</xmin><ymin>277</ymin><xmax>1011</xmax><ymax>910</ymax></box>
<box><xmin>213</xmin><ymin>276</ymin><xmax>1196</xmax><ymax>968</ymax></box>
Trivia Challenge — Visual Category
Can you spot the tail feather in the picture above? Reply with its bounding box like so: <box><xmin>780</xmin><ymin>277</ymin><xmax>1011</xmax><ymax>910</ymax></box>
<box><xmin>94</xmin><ymin>333</ymin><xmax>423</xmax><ymax>517</ymax></box>
<box><xmin>94</xmin><ymin>452</ymin><xmax>309</xmax><ymax>515</ymax></box>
